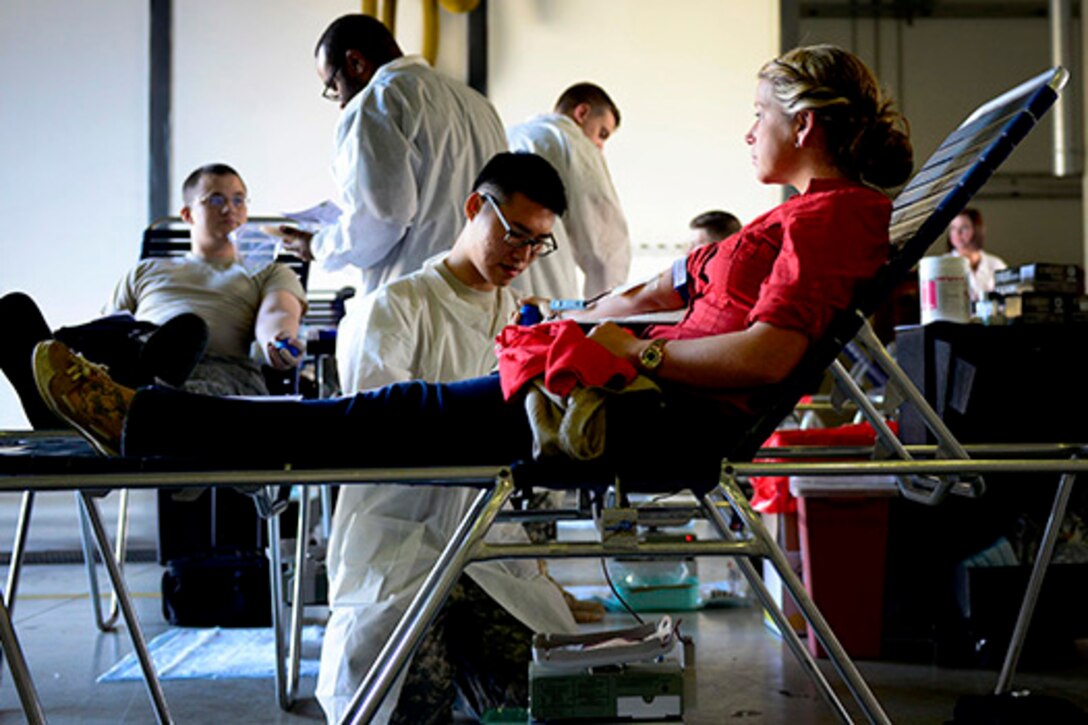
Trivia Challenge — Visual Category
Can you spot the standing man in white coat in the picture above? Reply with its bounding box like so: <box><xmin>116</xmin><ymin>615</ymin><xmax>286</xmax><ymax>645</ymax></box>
<box><xmin>279</xmin><ymin>14</ymin><xmax>507</xmax><ymax>294</ymax></box>
<box><xmin>508</xmin><ymin>83</ymin><xmax>631</xmax><ymax>300</ymax></box>
<box><xmin>320</xmin><ymin>152</ymin><xmax>578</xmax><ymax>724</ymax></box>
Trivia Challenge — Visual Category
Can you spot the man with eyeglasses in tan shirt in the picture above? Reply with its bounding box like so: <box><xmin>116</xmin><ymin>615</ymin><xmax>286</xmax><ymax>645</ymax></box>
<box><xmin>105</xmin><ymin>162</ymin><xmax>306</xmax><ymax>395</ymax></box>
<box><xmin>0</xmin><ymin>162</ymin><xmax>306</xmax><ymax>434</ymax></box>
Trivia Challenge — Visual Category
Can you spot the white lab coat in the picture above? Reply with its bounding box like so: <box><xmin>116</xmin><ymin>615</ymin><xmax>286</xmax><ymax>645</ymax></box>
<box><xmin>508</xmin><ymin>113</ymin><xmax>631</xmax><ymax>299</ymax></box>
<box><xmin>318</xmin><ymin>255</ymin><xmax>577</xmax><ymax>724</ymax></box>
<box><xmin>949</xmin><ymin>249</ymin><xmax>1008</xmax><ymax>301</ymax></box>
<box><xmin>312</xmin><ymin>56</ymin><xmax>508</xmax><ymax>294</ymax></box>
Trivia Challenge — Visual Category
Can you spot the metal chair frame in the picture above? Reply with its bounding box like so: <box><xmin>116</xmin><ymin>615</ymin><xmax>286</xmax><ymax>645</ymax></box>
<box><xmin>0</xmin><ymin>456</ymin><xmax>511</xmax><ymax>724</ymax></box>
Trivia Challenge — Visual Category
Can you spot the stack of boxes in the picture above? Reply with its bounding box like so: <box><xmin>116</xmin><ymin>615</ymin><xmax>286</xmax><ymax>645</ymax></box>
<box><xmin>992</xmin><ymin>263</ymin><xmax>1088</xmax><ymax>324</ymax></box>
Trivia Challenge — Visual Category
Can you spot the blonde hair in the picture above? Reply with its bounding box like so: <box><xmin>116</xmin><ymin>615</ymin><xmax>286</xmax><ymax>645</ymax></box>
<box><xmin>759</xmin><ymin>45</ymin><xmax>912</xmax><ymax>189</ymax></box>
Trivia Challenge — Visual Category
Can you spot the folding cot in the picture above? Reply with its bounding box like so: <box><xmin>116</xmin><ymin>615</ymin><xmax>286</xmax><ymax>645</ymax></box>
<box><xmin>0</xmin><ymin>65</ymin><xmax>1071</xmax><ymax>724</ymax></box>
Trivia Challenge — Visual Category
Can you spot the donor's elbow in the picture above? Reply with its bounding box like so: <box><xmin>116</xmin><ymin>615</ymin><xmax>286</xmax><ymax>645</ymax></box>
<box><xmin>748</xmin><ymin>359</ymin><xmax>796</xmax><ymax>386</ymax></box>
<box><xmin>748</xmin><ymin>339</ymin><xmax>807</xmax><ymax>386</ymax></box>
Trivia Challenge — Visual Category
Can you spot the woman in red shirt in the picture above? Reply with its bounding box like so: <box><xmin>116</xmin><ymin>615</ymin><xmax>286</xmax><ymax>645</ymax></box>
<box><xmin>574</xmin><ymin>45</ymin><xmax>911</xmax><ymax>397</ymax></box>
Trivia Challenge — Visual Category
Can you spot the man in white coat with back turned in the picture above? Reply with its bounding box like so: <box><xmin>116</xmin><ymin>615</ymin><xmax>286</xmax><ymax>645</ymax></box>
<box><xmin>279</xmin><ymin>14</ymin><xmax>507</xmax><ymax>295</ymax></box>
<box><xmin>320</xmin><ymin>153</ymin><xmax>577</xmax><ymax>725</ymax></box>
<box><xmin>508</xmin><ymin>82</ymin><xmax>631</xmax><ymax>300</ymax></box>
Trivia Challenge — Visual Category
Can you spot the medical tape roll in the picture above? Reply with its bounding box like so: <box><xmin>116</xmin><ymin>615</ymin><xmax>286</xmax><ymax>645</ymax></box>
<box><xmin>918</xmin><ymin>255</ymin><xmax>971</xmax><ymax>324</ymax></box>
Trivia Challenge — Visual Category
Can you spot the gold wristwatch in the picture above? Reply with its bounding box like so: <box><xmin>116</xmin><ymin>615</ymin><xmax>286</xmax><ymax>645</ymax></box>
<box><xmin>638</xmin><ymin>338</ymin><xmax>667</xmax><ymax>372</ymax></box>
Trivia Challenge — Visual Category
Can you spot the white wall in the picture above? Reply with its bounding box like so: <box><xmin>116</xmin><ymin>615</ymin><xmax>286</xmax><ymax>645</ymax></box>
<box><xmin>490</xmin><ymin>0</ymin><xmax>782</xmax><ymax>281</ymax></box>
<box><xmin>0</xmin><ymin>0</ymin><xmax>148</xmax><ymax>427</ymax></box>
<box><xmin>801</xmin><ymin>15</ymin><xmax>1084</xmax><ymax>267</ymax></box>
<box><xmin>170</xmin><ymin>0</ymin><xmax>472</xmax><ymax>214</ymax></box>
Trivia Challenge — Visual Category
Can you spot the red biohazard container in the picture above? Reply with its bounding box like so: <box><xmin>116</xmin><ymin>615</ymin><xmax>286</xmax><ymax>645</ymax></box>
<box><xmin>754</xmin><ymin>422</ymin><xmax>898</xmax><ymax>659</ymax></box>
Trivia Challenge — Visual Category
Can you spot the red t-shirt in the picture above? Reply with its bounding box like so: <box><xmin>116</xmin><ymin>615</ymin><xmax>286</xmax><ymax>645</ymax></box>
<box><xmin>647</xmin><ymin>178</ymin><xmax>891</xmax><ymax>342</ymax></box>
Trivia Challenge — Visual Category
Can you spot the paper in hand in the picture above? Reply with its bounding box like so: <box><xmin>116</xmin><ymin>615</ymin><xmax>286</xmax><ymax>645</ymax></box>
<box><xmin>283</xmin><ymin>200</ymin><xmax>343</xmax><ymax>227</ymax></box>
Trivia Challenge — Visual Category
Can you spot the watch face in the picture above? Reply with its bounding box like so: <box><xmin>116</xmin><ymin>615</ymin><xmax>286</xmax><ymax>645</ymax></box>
<box><xmin>640</xmin><ymin>340</ymin><xmax>664</xmax><ymax>370</ymax></box>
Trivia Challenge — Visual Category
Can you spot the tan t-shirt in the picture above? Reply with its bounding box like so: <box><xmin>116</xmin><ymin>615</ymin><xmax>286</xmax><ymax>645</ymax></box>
<box><xmin>105</xmin><ymin>253</ymin><xmax>306</xmax><ymax>359</ymax></box>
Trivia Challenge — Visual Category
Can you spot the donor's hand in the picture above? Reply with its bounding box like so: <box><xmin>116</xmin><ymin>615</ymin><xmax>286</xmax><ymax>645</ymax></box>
<box><xmin>586</xmin><ymin>321</ymin><xmax>640</xmax><ymax>362</ymax></box>
<box><xmin>266</xmin><ymin>334</ymin><xmax>305</xmax><ymax>370</ymax></box>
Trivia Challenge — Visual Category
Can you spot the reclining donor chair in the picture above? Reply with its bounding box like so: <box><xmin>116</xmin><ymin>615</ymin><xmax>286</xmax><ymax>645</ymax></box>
<box><xmin>333</xmin><ymin>65</ymin><xmax>1071</xmax><ymax>725</ymax></box>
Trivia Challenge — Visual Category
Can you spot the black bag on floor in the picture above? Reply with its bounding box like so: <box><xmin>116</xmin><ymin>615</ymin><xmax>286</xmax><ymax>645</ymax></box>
<box><xmin>162</xmin><ymin>550</ymin><xmax>272</xmax><ymax>627</ymax></box>
<box><xmin>952</xmin><ymin>693</ymin><xmax>1088</xmax><ymax>724</ymax></box>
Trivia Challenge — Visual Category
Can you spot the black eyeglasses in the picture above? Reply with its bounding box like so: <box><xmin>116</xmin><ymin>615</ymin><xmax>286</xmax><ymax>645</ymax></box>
<box><xmin>321</xmin><ymin>64</ymin><xmax>342</xmax><ymax>102</ymax></box>
<box><xmin>481</xmin><ymin>193</ymin><xmax>557</xmax><ymax>257</ymax></box>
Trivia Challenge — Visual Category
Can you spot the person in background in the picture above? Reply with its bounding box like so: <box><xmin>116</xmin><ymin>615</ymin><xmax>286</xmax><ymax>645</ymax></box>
<box><xmin>687</xmin><ymin>209</ymin><xmax>742</xmax><ymax>251</ymax></box>
<box><xmin>508</xmin><ymin>82</ymin><xmax>630</xmax><ymax>300</ymax></box>
<box><xmin>276</xmin><ymin>14</ymin><xmax>507</xmax><ymax>295</ymax></box>
<box><xmin>946</xmin><ymin>207</ymin><xmax>1007</xmax><ymax>301</ymax></box>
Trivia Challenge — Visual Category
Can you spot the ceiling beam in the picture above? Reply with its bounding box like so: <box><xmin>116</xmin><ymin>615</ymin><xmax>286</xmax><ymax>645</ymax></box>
<box><xmin>799</xmin><ymin>1</ymin><xmax>1076</xmax><ymax>20</ymax></box>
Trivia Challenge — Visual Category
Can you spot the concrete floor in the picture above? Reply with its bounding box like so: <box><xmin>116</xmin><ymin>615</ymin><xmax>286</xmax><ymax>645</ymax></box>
<box><xmin>0</xmin><ymin>490</ymin><xmax>1086</xmax><ymax>724</ymax></box>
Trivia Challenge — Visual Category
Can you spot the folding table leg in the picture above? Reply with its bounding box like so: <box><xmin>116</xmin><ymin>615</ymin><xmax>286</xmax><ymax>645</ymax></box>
<box><xmin>717</xmin><ymin>472</ymin><xmax>891</xmax><ymax>725</ymax></box>
<box><xmin>0</xmin><ymin>591</ymin><xmax>46</xmax><ymax>722</ymax></box>
<box><xmin>267</xmin><ymin>508</ymin><xmax>291</xmax><ymax>711</ymax></box>
<box><xmin>995</xmin><ymin>470</ymin><xmax>1077</xmax><ymax>694</ymax></box>
<box><xmin>77</xmin><ymin>490</ymin><xmax>128</xmax><ymax>632</ymax></box>
<box><xmin>339</xmin><ymin>473</ymin><xmax>515</xmax><ymax>725</ymax></box>
<box><xmin>701</xmin><ymin>491</ymin><xmax>851</xmax><ymax>724</ymax></box>
<box><xmin>4</xmin><ymin>491</ymin><xmax>34</xmax><ymax>608</ymax></box>
<box><xmin>78</xmin><ymin>492</ymin><xmax>173</xmax><ymax>724</ymax></box>
<box><xmin>0</xmin><ymin>490</ymin><xmax>35</xmax><ymax>681</ymax></box>
<box><xmin>320</xmin><ymin>484</ymin><xmax>333</xmax><ymax>541</ymax></box>
<box><xmin>287</xmin><ymin>485</ymin><xmax>311</xmax><ymax>707</ymax></box>
<box><xmin>265</xmin><ymin>483</ymin><xmax>311</xmax><ymax>712</ymax></box>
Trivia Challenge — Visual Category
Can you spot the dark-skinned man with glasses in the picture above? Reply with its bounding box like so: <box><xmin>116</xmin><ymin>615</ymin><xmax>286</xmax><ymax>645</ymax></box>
<box><xmin>274</xmin><ymin>13</ymin><xmax>506</xmax><ymax>297</ymax></box>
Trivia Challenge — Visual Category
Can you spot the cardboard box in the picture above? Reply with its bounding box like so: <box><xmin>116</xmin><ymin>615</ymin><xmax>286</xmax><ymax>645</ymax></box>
<box><xmin>1002</xmin><ymin>293</ymin><xmax>1073</xmax><ymax>323</ymax></box>
<box><xmin>995</xmin><ymin>263</ymin><xmax>1083</xmax><ymax>296</ymax></box>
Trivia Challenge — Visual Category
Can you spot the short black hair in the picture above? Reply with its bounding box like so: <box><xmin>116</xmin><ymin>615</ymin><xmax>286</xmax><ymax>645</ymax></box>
<box><xmin>182</xmin><ymin>163</ymin><xmax>245</xmax><ymax>205</ymax></box>
<box><xmin>472</xmin><ymin>152</ymin><xmax>567</xmax><ymax>217</ymax></box>
<box><xmin>315</xmin><ymin>14</ymin><xmax>402</xmax><ymax>67</ymax></box>
<box><xmin>555</xmin><ymin>83</ymin><xmax>621</xmax><ymax>127</ymax></box>
<box><xmin>690</xmin><ymin>210</ymin><xmax>741</xmax><ymax>241</ymax></box>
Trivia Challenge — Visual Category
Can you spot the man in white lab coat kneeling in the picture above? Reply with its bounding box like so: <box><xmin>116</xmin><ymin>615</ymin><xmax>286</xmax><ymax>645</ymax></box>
<box><xmin>319</xmin><ymin>152</ymin><xmax>577</xmax><ymax>724</ymax></box>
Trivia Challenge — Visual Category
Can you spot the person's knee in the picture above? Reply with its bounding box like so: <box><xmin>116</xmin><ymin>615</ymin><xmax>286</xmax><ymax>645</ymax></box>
<box><xmin>1</xmin><ymin>292</ymin><xmax>52</xmax><ymax>342</ymax></box>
